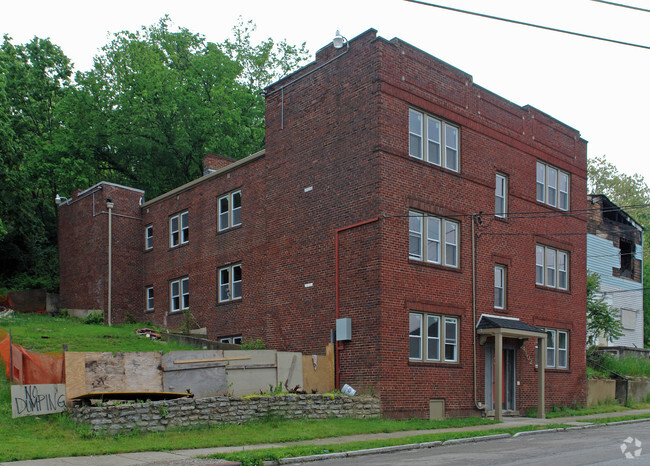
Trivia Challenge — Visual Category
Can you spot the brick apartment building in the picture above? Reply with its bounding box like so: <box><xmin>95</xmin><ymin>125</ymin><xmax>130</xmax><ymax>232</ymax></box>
<box><xmin>58</xmin><ymin>29</ymin><xmax>588</xmax><ymax>418</ymax></box>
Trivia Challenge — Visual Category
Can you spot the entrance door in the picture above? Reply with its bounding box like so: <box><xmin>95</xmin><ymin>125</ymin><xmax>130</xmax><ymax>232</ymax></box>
<box><xmin>485</xmin><ymin>344</ymin><xmax>516</xmax><ymax>411</ymax></box>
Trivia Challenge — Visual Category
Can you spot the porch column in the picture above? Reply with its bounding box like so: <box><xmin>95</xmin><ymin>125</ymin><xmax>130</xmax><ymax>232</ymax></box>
<box><xmin>537</xmin><ymin>335</ymin><xmax>546</xmax><ymax>419</ymax></box>
<box><xmin>495</xmin><ymin>332</ymin><xmax>503</xmax><ymax>422</ymax></box>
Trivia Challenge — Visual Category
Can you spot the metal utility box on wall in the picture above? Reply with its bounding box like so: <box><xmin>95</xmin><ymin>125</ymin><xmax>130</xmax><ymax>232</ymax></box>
<box><xmin>336</xmin><ymin>318</ymin><xmax>352</xmax><ymax>341</ymax></box>
<box><xmin>429</xmin><ymin>399</ymin><xmax>445</xmax><ymax>420</ymax></box>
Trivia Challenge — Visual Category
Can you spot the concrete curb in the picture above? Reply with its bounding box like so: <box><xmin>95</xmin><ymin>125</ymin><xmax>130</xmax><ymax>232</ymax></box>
<box><xmin>605</xmin><ymin>418</ymin><xmax>650</xmax><ymax>427</ymax></box>
<box><xmin>279</xmin><ymin>442</ymin><xmax>440</xmax><ymax>464</ymax></box>
<box><xmin>442</xmin><ymin>433</ymin><xmax>510</xmax><ymax>445</ymax></box>
<box><xmin>512</xmin><ymin>428</ymin><xmax>561</xmax><ymax>437</ymax></box>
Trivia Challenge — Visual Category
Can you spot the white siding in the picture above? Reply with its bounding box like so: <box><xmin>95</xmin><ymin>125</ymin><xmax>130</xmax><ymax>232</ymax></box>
<box><xmin>587</xmin><ymin>234</ymin><xmax>643</xmax><ymax>347</ymax></box>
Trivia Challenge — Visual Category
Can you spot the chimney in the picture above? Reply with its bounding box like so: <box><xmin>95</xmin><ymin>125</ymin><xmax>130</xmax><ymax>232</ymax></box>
<box><xmin>203</xmin><ymin>153</ymin><xmax>236</xmax><ymax>175</ymax></box>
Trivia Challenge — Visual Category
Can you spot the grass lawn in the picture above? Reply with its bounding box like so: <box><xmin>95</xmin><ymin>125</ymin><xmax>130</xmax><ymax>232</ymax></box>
<box><xmin>0</xmin><ymin>312</ymin><xmax>195</xmax><ymax>353</ymax></box>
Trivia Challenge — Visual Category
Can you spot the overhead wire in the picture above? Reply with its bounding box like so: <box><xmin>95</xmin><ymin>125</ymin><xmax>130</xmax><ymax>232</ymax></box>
<box><xmin>590</xmin><ymin>0</ymin><xmax>650</xmax><ymax>13</ymax></box>
<box><xmin>403</xmin><ymin>0</ymin><xmax>650</xmax><ymax>50</ymax></box>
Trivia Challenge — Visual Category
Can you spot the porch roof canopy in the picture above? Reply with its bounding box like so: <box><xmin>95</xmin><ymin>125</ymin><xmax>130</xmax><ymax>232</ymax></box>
<box><xmin>476</xmin><ymin>314</ymin><xmax>547</xmax><ymax>340</ymax></box>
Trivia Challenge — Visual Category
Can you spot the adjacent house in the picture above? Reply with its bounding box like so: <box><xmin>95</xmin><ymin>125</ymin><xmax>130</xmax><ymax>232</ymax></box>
<box><xmin>58</xmin><ymin>29</ymin><xmax>588</xmax><ymax>419</ymax></box>
<box><xmin>587</xmin><ymin>194</ymin><xmax>644</xmax><ymax>348</ymax></box>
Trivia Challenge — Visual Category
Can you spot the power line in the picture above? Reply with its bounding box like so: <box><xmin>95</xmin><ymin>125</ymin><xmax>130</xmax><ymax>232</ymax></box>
<box><xmin>480</xmin><ymin>228</ymin><xmax>638</xmax><ymax>237</ymax></box>
<box><xmin>591</xmin><ymin>0</ymin><xmax>650</xmax><ymax>13</ymax></box>
<box><xmin>404</xmin><ymin>0</ymin><xmax>650</xmax><ymax>50</ymax></box>
<box><xmin>389</xmin><ymin>202</ymin><xmax>650</xmax><ymax>223</ymax></box>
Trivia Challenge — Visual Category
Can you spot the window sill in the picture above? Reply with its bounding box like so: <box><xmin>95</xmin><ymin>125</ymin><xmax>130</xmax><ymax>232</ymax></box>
<box><xmin>217</xmin><ymin>298</ymin><xmax>242</xmax><ymax>306</ymax></box>
<box><xmin>535</xmin><ymin>367</ymin><xmax>570</xmax><ymax>373</ymax></box>
<box><xmin>168</xmin><ymin>242</ymin><xmax>189</xmax><ymax>251</ymax></box>
<box><xmin>494</xmin><ymin>216</ymin><xmax>508</xmax><ymax>223</ymax></box>
<box><xmin>167</xmin><ymin>310</ymin><xmax>187</xmax><ymax>316</ymax></box>
<box><xmin>217</xmin><ymin>224</ymin><xmax>242</xmax><ymax>236</ymax></box>
<box><xmin>144</xmin><ymin>309</ymin><xmax>154</xmax><ymax>314</ymax></box>
<box><xmin>535</xmin><ymin>284</ymin><xmax>571</xmax><ymax>294</ymax></box>
<box><xmin>493</xmin><ymin>307</ymin><xmax>509</xmax><ymax>314</ymax></box>
<box><xmin>144</xmin><ymin>248</ymin><xmax>153</xmax><ymax>253</ymax></box>
<box><xmin>409</xmin><ymin>258</ymin><xmax>462</xmax><ymax>273</ymax></box>
<box><xmin>408</xmin><ymin>360</ymin><xmax>462</xmax><ymax>368</ymax></box>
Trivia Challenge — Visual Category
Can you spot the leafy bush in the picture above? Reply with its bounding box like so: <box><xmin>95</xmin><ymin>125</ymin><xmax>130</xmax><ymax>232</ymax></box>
<box><xmin>83</xmin><ymin>313</ymin><xmax>104</xmax><ymax>325</ymax></box>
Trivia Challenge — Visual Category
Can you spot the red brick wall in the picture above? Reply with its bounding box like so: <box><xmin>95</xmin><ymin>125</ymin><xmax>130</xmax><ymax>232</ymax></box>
<box><xmin>58</xmin><ymin>183</ymin><xmax>144</xmax><ymax>324</ymax></box>
<box><xmin>369</xmin><ymin>35</ymin><xmax>587</xmax><ymax>417</ymax></box>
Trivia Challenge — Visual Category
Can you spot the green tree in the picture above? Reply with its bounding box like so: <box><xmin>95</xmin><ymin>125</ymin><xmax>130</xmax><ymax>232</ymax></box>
<box><xmin>0</xmin><ymin>35</ymin><xmax>77</xmax><ymax>291</ymax></box>
<box><xmin>588</xmin><ymin>154</ymin><xmax>650</xmax><ymax>347</ymax></box>
<box><xmin>587</xmin><ymin>271</ymin><xmax>624</xmax><ymax>347</ymax></box>
<box><xmin>68</xmin><ymin>16</ymin><xmax>309</xmax><ymax>198</ymax></box>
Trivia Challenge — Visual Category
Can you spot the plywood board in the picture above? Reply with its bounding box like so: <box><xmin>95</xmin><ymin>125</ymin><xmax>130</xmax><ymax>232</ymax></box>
<box><xmin>85</xmin><ymin>352</ymin><xmax>125</xmax><ymax>393</ymax></box>
<box><xmin>11</xmin><ymin>384</ymin><xmax>66</xmax><ymax>418</ymax></box>
<box><xmin>124</xmin><ymin>352</ymin><xmax>163</xmax><ymax>392</ymax></box>
<box><xmin>65</xmin><ymin>352</ymin><xmax>87</xmax><ymax>401</ymax></box>
<box><xmin>302</xmin><ymin>344</ymin><xmax>334</xmax><ymax>394</ymax></box>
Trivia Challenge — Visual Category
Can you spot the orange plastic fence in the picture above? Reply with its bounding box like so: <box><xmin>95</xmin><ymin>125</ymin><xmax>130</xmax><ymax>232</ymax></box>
<box><xmin>0</xmin><ymin>329</ymin><xmax>64</xmax><ymax>384</ymax></box>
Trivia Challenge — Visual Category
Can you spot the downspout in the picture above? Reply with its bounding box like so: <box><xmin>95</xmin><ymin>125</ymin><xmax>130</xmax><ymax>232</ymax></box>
<box><xmin>335</xmin><ymin>217</ymin><xmax>381</xmax><ymax>389</ymax></box>
<box><xmin>106</xmin><ymin>199</ymin><xmax>114</xmax><ymax>327</ymax></box>
<box><xmin>472</xmin><ymin>214</ymin><xmax>481</xmax><ymax>410</ymax></box>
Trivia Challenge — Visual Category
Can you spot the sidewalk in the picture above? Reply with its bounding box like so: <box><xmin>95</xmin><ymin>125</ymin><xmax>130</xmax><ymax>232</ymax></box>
<box><xmin>4</xmin><ymin>409</ymin><xmax>650</xmax><ymax>466</ymax></box>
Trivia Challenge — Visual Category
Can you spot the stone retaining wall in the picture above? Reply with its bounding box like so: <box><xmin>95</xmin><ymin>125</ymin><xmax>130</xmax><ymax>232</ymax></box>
<box><xmin>68</xmin><ymin>395</ymin><xmax>380</xmax><ymax>434</ymax></box>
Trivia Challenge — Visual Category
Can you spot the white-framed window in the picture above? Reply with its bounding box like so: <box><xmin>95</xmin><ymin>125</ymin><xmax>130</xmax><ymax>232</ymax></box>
<box><xmin>170</xmin><ymin>211</ymin><xmax>189</xmax><ymax>247</ymax></box>
<box><xmin>409</xmin><ymin>211</ymin><xmax>459</xmax><ymax>267</ymax></box>
<box><xmin>494</xmin><ymin>264</ymin><xmax>506</xmax><ymax>309</ymax></box>
<box><xmin>495</xmin><ymin>173</ymin><xmax>507</xmax><ymax>218</ymax></box>
<box><xmin>219</xmin><ymin>264</ymin><xmax>242</xmax><ymax>303</ymax></box>
<box><xmin>536</xmin><ymin>161</ymin><xmax>569</xmax><ymax>211</ymax></box>
<box><xmin>219</xmin><ymin>335</ymin><xmax>243</xmax><ymax>345</ymax></box>
<box><xmin>536</xmin><ymin>245</ymin><xmax>569</xmax><ymax>290</ymax></box>
<box><xmin>409</xmin><ymin>108</ymin><xmax>460</xmax><ymax>172</ymax></box>
<box><xmin>145</xmin><ymin>225</ymin><xmax>153</xmax><ymax>250</ymax></box>
<box><xmin>218</xmin><ymin>190</ymin><xmax>242</xmax><ymax>231</ymax></box>
<box><xmin>146</xmin><ymin>286</ymin><xmax>154</xmax><ymax>311</ymax></box>
<box><xmin>170</xmin><ymin>277</ymin><xmax>189</xmax><ymax>312</ymax></box>
<box><xmin>409</xmin><ymin>312</ymin><xmax>458</xmax><ymax>363</ymax></box>
<box><xmin>536</xmin><ymin>328</ymin><xmax>569</xmax><ymax>369</ymax></box>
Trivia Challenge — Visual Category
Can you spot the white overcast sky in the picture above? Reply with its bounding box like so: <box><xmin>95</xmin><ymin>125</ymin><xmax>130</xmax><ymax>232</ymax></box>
<box><xmin>2</xmin><ymin>0</ymin><xmax>649</xmax><ymax>184</ymax></box>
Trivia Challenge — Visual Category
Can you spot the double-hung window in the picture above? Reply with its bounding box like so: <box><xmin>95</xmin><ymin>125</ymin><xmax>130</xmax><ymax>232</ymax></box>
<box><xmin>409</xmin><ymin>211</ymin><xmax>459</xmax><ymax>267</ymax></box>
<box><xmin>170</xmin><ymin>277</ymin><xmax>189</xmax><ymax>312</ymax></box>
<box><xmin>409</xmin><ymin>109</ymin><xmax>460</xmax><ymax>172</ymax></box>
<box><xmin>494</xmin><ymin>264</ymin><xmax>506</xmax><ymax>309</ymax></box>
<box><xmin>536</xmin><ymin>161</ymin><xmax>569</xmax><ymax>211</ymax></box>
<box><xmin>170</xmin><ymin>211</ymin><xmax>189</xmax><ymax>247</ymax></box>
<box><xmin>409</xmin><ymin>312</ymin><xmax>458</xmax><ymax>363</ymax></box>
<box><xmin>536</xmin><ymin>328</ymin><xmax>568</xmax><ymax>369</ymax></box>
<box><xmin>218</xmin><ymin>190</ymin><xmax>242</xmax><ymax>231</ymax></box>
<box><xmin>146</xmin><ymin>286</ymin><xmax>154</xmax><ymax>311</ymax></box>
<box><xmin>219</xmin><ymin>264</ymin><xmax>242</xmax><ymax>303</ymax></box>
<box><xmin>536</xmin><ymin>245</ymin><xmax>569</xmax><ymax>290</ymax></box>
<box><xmin>145</xmin><ymin>225</ymin><xmax>153</xmax><ymax>250</ymax></box>
<box><xmin>495</xmin><ymin>173</ymin><xmax>507</xmax><ymax>218</ymax></box>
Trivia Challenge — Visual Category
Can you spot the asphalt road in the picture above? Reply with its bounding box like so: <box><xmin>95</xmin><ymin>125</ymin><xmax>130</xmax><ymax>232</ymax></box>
<box><xmin>308</xmin><ymin>422</ymin><xmax>650</xmax><ymax>465</ymax></box>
